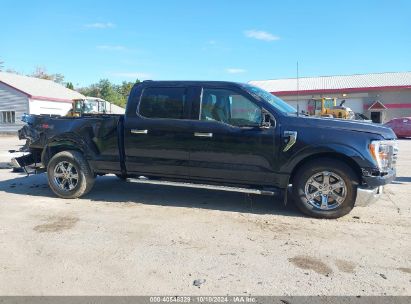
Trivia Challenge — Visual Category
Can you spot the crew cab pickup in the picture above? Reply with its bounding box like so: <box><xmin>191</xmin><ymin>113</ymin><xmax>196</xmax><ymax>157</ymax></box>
<box><xmin>15</xmin><ymin>81</ymin><xmax>398</xmax><ymax>218</ymax></box>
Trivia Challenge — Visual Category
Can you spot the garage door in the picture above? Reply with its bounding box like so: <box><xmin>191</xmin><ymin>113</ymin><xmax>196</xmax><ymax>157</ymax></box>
<box><xmin>343</xmin><ymin>98</ymin><xmax>364</xmax><ymax>114</ymax></box>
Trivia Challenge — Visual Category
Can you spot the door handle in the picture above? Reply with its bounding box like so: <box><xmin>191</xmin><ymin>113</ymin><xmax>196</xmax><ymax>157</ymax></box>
<box><xmin>131</xmin><ymin>129</ymin><xmax>148</xmax><ymax>134</ymax></box>
<box><xmin>194</xmin><ymin>132</ymin><xmax>213</xmax><ymax>138</ymax></box>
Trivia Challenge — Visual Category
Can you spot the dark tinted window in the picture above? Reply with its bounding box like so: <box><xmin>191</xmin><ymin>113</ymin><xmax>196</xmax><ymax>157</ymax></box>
<box><xmin>139</xmin><ymin>87</ymin><xmax>186</xmax><ymax>119</ymax></box>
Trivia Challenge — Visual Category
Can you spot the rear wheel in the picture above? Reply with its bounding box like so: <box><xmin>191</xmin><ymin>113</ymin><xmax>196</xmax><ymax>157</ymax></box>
<box><xmin>47</xmin><ymin>150</ymin><xmax>95</xmax><ymax>199</ymax></box>
<box><xmin>292</xmin><ymin>159</ymin><xmax>358</xmax><ymax>219</ymax></box>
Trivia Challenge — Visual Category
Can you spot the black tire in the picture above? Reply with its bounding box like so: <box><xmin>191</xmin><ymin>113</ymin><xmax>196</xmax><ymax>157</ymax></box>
<box><xmin>292</xmin><ymin>158</ymin><xmax>358</xmax><ymax>219</ymax></box>
<box><xmin>47</xmin><ymin>150</ymin><xmax>95</xmax><ymax>199</ymax></box>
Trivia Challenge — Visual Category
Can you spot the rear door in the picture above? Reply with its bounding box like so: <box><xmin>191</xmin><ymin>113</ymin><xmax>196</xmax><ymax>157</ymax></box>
<box><xmin>188</xmin><ymin>86</ymin><xmax>280</xmax><ymax>187</ymax></box>
<box><xmin>123</xmin><ymin>85</ymin><xmax>196</xmax><ymax>178</ymax></box>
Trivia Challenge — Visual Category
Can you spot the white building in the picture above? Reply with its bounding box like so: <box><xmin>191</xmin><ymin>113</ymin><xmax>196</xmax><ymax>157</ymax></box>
<box><xmin>103</xmin><ymin>100</ymin><xmax>125</xmax><ymax>114</ymax></box>
<box><xmin>0</xmin><ymin>72</ymin><xmax>85</xmax><ymax>132</ymax></box>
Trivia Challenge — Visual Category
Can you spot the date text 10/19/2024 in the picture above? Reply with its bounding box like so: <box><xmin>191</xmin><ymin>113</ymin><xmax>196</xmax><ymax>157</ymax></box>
<box><xmin>149</xmin><ymin>296</ymin><xmax>257</xmax><ymax>303</ymax></box>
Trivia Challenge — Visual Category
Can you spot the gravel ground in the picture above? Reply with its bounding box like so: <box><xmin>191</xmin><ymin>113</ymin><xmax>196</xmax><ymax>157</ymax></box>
<box><xmin>0</xmin><ymin>136</ymin><xmax>410</xmax><ymax>295</ymax></box>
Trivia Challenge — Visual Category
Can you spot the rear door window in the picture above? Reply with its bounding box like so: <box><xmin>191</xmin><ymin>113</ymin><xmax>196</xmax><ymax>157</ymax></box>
<box><xmin>139</xmin><ymin>87</ymin><xmax>187</xmax><ymax>119</ymax></box>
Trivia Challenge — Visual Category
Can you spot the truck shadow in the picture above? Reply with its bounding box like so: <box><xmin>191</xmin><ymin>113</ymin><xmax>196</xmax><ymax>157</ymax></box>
<box><xmin>0</xmin><ymin>171</ymin><xmax>302</xmax><ymax>217</ymax></box>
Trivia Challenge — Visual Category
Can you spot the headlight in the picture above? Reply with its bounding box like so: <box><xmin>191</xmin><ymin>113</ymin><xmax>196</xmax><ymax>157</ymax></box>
<box><xmin>369</xmin><ymin>140</ymin><xmax>398</xmax><ymax>172</ymax></box>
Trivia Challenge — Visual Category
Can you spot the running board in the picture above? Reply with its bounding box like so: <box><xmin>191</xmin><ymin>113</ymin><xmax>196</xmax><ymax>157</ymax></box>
<box><xmin>126</xmin><ymin>178</ymin><xmax>277</xmax><ymax>196</ymax></box>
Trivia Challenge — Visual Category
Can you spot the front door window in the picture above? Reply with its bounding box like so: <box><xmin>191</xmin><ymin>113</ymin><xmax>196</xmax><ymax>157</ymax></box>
<box><xmin>200</xmin><ymin>88</ymin><xmax>261</xmax><ymax>127</ymax></box>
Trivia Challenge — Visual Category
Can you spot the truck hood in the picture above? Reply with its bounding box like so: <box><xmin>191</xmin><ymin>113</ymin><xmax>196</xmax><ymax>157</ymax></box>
<box><xmin>291</xmin><ymin>116</ymin><xmax>396</xmax><ymax>139</ymax></box>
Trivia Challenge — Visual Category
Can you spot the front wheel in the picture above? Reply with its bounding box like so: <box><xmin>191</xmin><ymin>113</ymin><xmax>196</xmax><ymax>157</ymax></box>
<box><xmin>292</xmin><ymin>159</ymin><xmax>358</xmax><ymax>219</ymax></box>
<box><xmin>47</xmin><ymin>150</ymin><xmax>95</xmax><ymax>199</ymax></box>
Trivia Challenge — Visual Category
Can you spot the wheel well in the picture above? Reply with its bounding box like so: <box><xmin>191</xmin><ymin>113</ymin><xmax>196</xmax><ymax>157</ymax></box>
<box><xmin>42</xmin><ymin>145</ymin><xmax>83</xmax><ymax>167</ymax></box>
<box><xmin>289</xmin><ymin>153</ymin><xmax>362</xmax><ymax>185</ymax></box>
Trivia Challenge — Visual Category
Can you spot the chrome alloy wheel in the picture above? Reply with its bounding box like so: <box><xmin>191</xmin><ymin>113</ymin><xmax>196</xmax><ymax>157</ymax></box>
<box><xmin>304</xmin><ymin>171</ymin><xmax>347</xmax><ymax>210</ymax></box>
<box><xmin>53</xmin><ymin>161</ymin><xmax>79</xmax><ymax>191</ymax></box>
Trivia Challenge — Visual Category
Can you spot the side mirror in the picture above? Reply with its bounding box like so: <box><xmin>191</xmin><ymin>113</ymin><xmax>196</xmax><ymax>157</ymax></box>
<box><xmin>261</xmin><ymin>110</ymin><xmax>272</xmax><ymax>129</ymax></box>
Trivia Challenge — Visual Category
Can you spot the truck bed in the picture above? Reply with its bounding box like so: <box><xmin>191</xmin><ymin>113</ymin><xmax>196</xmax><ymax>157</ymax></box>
<box><xmin>19</xmin><ymin>114</ymin><xmax>124</xmax><ymax>174</ymax></box>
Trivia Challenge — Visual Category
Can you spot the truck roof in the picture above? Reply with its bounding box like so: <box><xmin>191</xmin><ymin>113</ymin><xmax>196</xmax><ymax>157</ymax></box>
<box><xmin>139</xmin><ymin>80</ymin><xmax>245</xmax><ymax>86</ymax></box>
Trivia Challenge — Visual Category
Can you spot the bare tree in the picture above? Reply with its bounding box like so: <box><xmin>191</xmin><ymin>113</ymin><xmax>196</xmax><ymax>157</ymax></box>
<box><xmin>31</xmin><ymin>66</ymin><xmax>65</xmax><ymax>84</ymax></box>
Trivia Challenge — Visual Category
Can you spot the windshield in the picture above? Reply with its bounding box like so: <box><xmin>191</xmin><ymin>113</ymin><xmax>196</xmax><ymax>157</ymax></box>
<box><xmin>241</xmin><ymin>84</ymin><xmax>297</xmax><ymax>114</ymax></box>
<box><xmin>75</xmin><ymin>99</ymin><xmax>106</xmax><ymax>113</ymax></box>
<box><xmin>84</xmin><ymin>100</ymin><xmax>100</xmax><ymax>113</ymax></box>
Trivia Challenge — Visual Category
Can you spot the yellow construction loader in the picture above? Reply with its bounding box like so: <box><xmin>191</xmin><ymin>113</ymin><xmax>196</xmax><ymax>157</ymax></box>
<box><xmin>66</xmin><ymin>97</ymin><xmax>107</xmax><ymax>117</ymax></box>
<box><xmin>307</xmin><ymin>98</ymin><xmax>355</xmax><ymax>119</ymax></box>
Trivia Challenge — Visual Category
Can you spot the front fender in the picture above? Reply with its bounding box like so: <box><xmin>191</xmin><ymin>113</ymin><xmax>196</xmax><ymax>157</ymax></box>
<box><xmin>281</xmin><ymin>143</ymin><xmax>373</xmax><ymax>174</ymax></box>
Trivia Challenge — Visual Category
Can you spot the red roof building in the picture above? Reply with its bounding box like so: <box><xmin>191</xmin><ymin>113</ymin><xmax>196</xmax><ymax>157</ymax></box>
<box><xmin>250</xmin><ymin>72</ymin><xmax>411</xmax><ymax>123</ymax></box>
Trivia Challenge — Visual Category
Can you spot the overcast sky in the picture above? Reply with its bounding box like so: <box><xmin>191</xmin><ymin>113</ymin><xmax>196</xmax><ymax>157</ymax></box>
<box><xmin>1</xmin><ymin>0</ymin><xmax>410</xmax><ymax>86</ymax></box>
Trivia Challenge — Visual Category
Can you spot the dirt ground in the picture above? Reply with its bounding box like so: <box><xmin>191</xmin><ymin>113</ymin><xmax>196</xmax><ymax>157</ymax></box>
<box><xmin>0</xmin><ymin>136</ymin><xmax>410</xmax><ymax>296</ymax></box>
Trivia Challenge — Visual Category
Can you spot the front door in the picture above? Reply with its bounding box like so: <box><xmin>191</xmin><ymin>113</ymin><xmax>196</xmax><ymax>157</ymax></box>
<box><xmin>189</xmin><ymin>87</ymin><xmax>279</xmax><ymax>187</ymax></box>
<box><xmin>123</xmin><ymin>86</ymin><xmax>194</xmax><ymax>178</ymax></box>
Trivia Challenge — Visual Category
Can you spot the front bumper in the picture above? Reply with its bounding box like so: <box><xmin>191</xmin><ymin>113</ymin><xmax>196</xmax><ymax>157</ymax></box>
<box><xmin>362</xmin><ymin>169</ymin><xmax>396</xmax><ymax>188</ymax></box>
<box><xmin>356</xmin><ymin>186</ymin><xmax>383</xmax><ymax>207</ymax></box>
<box><xmin>355</xmin><ymin>168</ymin><xmax>395</xmax><ymax>206</ymax></box>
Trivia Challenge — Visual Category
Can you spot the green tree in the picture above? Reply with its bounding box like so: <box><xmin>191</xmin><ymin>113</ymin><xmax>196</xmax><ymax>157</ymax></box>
<box><xmin>78</xmin><ymin>83</ymin><xmax>100</xmax><ymax>98</ymax></box>
<box><xmin>0</xmin><ymin>59</ymin><xmax>4</xmax><ymax>71</ymax></box>
<box><xmin>53</xmin><ymin>73</ymin><xmax>65</xmax><ymax>84</ymax></box>
<box><xmin>66</xmin><ymin>82</ymin><xmax>74</xmax><ymax>90</ymax></box>
<box><xmin>119</xmin><ymin>79</ymin><xmax>140</xmax><ymax>98</ymax></box>
<box><xmin>98</xmin><ymin>79</ymin><xmax>123</xmax><ymax>106</ymax></box>
<box><xmin>78</xmin><ymin>79</ymin><xmax>140</xmax><ymax>108</ymax></box>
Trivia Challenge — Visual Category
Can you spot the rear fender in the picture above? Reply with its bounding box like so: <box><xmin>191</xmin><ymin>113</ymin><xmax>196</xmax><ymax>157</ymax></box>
<box><xmin>41</xmin><ymin>136</ymin><xmax>94</xmax><ymax>166</ymax></box>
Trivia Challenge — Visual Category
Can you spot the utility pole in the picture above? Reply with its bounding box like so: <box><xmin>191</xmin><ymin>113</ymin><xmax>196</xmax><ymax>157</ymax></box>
<box><xmin>297</xmin><ymin>61</ymin><xmax>300</xmax><ymax>116</ymax></box>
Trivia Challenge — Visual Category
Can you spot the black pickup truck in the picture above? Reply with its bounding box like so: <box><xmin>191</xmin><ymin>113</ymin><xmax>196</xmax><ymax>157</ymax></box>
<box><xmin>15</xmin><ymin>81</ymin><xmax>398</xmax><ymax>218</ymax></box>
